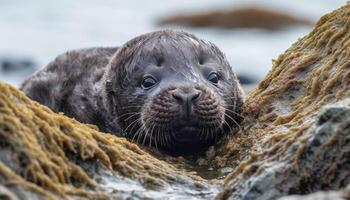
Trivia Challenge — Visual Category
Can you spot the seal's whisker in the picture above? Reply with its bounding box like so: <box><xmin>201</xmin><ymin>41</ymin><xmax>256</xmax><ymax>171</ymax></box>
<box><xmin>132</xmin><ymin>126</ymin><xmax>143</xmax><ymax>143</ymax></box>
<box><xmin>166</xmin><ymin>126</ymin><xmax>172</xmax><ymax>146</ymax></box>
<box><xmin>128</xmin><ymin>120</ymin><xmax>141</xmax><ymax>137</ymax></box>
<box><xmin>223</xmin><ymin>112</ymin><xmax>242</xmax><ymax>132</ymax></box>
<box><xmin>124</xmin><ymin>117</ymin><xmax>141</xmax><ymax>133</ymax></box>
<box><xmin>222</xmin><ymin>106</ymin><xmax>244</xmax><ymax>118</ymax></box>
<box><xmin>149</xmin><ymin>124</ymin><xmax>156</xmax><ymax>147</ymax></box>
<box><xmin>200</xmin><ymin>127</ymin><xmax>206</xmax><ymax>140</ymax></box>
<box><xmin>205</xmin><ymin>127</ymin><xmax>210</xmax><ymax>140</ymax></box>
<box><xmin>222</xmin><ymin>118</ymin><xmax>234</xmax><ymax>134</ymax></box>
<box><xmin>223</xmin><ymin>102</ymin><xmax>236</xmax><ymax>108</ymax></box>
<box><xmin>161</xmin><ymin>128</ymin><xmax>166</xmax><ymax>147</ymax></box>
<box><xmin>155</xmin><ymin>127</ymin><xmax>161</xmax><ymax>147</ymax></box>
<box><xmin>210</xmin><ymin>127</ymin><xmax>215</xmax><ymax>140</ymax></box>
<box><xmin>154</xmin><ymin>126</ymin><xmax>159</xmax><ymax>150</ymax></box>
<box><xmin>159</xmin><ymin>127</ymin><xmax>164</xmax><ymax>146</ymax></box>
<box><xmin>142</xmin><ymin>124</ymin><xmax>149</xmax><ymax>146</ymax></box>
<box><xmin>133</xmin><ymin>127</ymin><xmax>143</xmax><ymax>143</ymax></box>
<box><xmin>118</xmin><ymin>111</ymin><xmax>140</xmax><ymax>119</ymax></box>
<box><xmin>136</xmin><ymin>126</ymin><xmax>144</xmax><ymax>145</ymax></box>
<box><xmin>158</xmin><ymin>128</ymin><xmax>162</xmax><ymax>148</ymax></box>
<box><xmin>199</xmin><ymin>128</ymin><xmax>203</xmax><ymax>140</ymax></box>
<box><xmin>163</xmin><ymin>127</ymin><xmax>169</xmax><ymax>146</ymax></box>
<box><xmin>204</xmin><ymin>128</ymin><xmax>208</xmax><ymax>140</ymax></box>
<box><xmin>134</xmin><ymin>123</ymin><xmax>144</xmax><ymax>145</ymax></box>
<box><xmin>124</xmin><ymin>112</ymin><xmax>141</xmax><ymax>122</ymax></box>
<box><xmin>147</xmin><ymin>125</ymin><xmax>152</xmax><ymax>147</ymax></box>
<box><xmin>160</xmin><ymin>127</ymin><xmax>165</xmax><ymax>147</ymax></box>
<box><xmin>222</xmin><ymin>102</ymin><xmax>238</xmax><ymax>108</ymax></box>
<box><xmin>207</xmin><ymin>128</ymin><xmax>211</xmax><ymax>140</ymax></box>
<box><xmin>119</xmin><ymin>104</ymin><xmax>144</xmax><ymax>109</ymax></box>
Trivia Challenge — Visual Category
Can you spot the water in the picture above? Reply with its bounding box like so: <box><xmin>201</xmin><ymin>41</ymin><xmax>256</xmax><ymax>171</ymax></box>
<box><xmin>0</xmin><ymin>0</ymin><xmax>346</xmax><ymax>86</ymax></box>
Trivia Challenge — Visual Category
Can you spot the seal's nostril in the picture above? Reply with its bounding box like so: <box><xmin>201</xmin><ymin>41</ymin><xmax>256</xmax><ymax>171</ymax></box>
<box><xmin>172</xmin><ymin>90</ymin><xmax>200</xmax><ymax>103</ymax></box>
<box><xmin>190</xmin><ymin>91</ymin><xmax>201</xmax><ymax>102</ymax></box>
<box><xmin>172</xmin><ymin>92</ymin><xmax>183</xmax><ymax>102</ymax></box>
<box><xmin>172</xmin><ymin>89</ymin><xmax>201</xmax><ymax>118</ymax></box>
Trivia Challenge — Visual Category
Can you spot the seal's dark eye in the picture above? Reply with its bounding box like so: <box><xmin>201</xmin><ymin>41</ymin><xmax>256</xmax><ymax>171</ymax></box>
<box><xmin>207</xmin><ymin>72</ymin><xmax>219</xmax><ymax>84</ymax></box>
<box><xmin>142</xmin><ymin>76</ymin><xmax>157</xmax><ymax>89</ymax></box>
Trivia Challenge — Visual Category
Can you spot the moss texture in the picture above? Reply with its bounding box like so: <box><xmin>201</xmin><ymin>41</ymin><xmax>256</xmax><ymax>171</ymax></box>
<box><xmin>0</xmin><ymin>83</ymin><xmax>204</xmax><ymax>199</ymax></box>
<box><xmin>208</xmin><ymin>2</ymin><xmax>350</xmax><ymax>168</ymax></box>
<box><xmin>209</xmin><ymin>3</ymin><xmax>350</xmax><ymax>199</ymax></box>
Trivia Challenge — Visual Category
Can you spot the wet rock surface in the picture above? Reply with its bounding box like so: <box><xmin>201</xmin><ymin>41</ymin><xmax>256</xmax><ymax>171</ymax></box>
<box><xmin>278</xmin><ymin>191</ymin><xmax>348</xmax><ymax>200</ymax></box>
<box><xmin>218</xmin><ymin>105</ymin><xmax>350</xmax><ymax>200</ymax></box>
<box><xmin>1</xmin><ymin>3</ymin><xmax>350</xmax><ymax>200</ymax></box>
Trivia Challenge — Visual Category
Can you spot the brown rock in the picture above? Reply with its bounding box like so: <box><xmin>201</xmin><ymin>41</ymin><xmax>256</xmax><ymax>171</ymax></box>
<box><xmin>158</xmin><ymin>7</ymin><xmax>313</xmax><ymax>30</ymax></box>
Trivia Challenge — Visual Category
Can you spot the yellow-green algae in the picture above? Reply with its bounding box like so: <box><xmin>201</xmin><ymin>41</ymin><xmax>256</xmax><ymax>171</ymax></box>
<box><xmin>0</xmin><ymin>83</ymin><xmax>204</xmax><ymax>199</ymax></box>
<box><xmin>207</xmin><ymin>2</ymin><xmax>350</xmax><ymax>194</ymax></box>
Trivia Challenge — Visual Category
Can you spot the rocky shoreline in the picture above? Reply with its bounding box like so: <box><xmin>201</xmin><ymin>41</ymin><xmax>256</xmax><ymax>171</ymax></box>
<box><xmin>1</xmin><ymin>3</ymin><xmax>350</xmax><ymax>200</ymax></box>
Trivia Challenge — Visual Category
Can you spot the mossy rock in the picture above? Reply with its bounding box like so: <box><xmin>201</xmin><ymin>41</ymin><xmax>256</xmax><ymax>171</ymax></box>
<box><xmin>211</xmin><ymin>3</ymin><xmax>350</xmax><ymax>200</ymax></box>
<box><xmin>0</xmin><ymin>83</ymin><xmax>208</xmax><ymax>199</ymax></box>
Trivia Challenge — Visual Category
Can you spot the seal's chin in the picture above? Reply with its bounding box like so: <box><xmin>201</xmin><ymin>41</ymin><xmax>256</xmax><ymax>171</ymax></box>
<box><xmin>172</xmin><ymin>125</ymin><xmax>201</xmax><ymax>143</ymax></box>
<box><xmin>163</xmin><ymin>123</ymin><xmax>217</xmax><ymax>155</ymax></box>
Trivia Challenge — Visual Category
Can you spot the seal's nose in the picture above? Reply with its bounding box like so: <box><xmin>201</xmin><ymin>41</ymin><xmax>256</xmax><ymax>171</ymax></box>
<box><xmin>172</xmin><ymin>88</ymin><xmax>200</xmax><ymax>118</ymax></box>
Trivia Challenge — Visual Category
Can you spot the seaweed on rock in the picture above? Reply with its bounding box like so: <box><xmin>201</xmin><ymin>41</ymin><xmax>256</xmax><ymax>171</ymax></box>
<box><xmin>0</xmin><ymin>83</ymin><xmax>205</xmax><ymax>199</ymax></box>
<box><xmin>211</xmin><ymin>3</ymin><xmax>350</xmax><ymax>200</ymax></box>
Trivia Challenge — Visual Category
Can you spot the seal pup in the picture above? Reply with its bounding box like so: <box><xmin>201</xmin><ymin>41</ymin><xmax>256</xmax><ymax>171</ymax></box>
<box><xmin>21</xmin><ymin>30</ymin><xmax>244</xmax><ymax>153</ymax></box>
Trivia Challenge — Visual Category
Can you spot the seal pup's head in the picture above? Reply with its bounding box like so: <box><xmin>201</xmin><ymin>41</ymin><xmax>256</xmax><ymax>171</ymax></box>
<box><xmin>103</xmin><ymin>30</ymin><xmax>244</xmax><ymax>154</ymax></box>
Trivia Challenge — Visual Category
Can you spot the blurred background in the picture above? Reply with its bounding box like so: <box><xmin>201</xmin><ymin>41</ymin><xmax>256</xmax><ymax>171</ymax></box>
<box><xmin>0</xmin><ymin>0</ymin><xmax>346</xmax><ymax>91</ymax></box>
